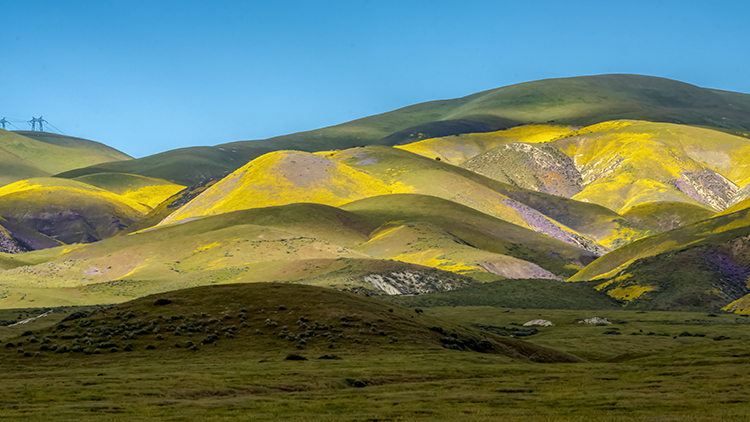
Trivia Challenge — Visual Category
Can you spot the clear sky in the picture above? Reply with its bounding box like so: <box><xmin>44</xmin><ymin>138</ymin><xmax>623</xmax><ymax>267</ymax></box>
<box><xmin>2</xmin><ymin>0</ymin><xmax>749</xmax><ymax>158</ymax></box>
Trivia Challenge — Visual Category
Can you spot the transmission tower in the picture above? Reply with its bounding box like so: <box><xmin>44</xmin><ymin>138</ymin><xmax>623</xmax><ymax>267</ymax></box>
<box><xmin>0</xmin><ymin>118</ymin><xmax>8</xmax><ymax>129</ymax></box>
<box><xmin>29</xmin><ymin>116</ymin><xmax>46</xmax><ymax>131</ymax></box>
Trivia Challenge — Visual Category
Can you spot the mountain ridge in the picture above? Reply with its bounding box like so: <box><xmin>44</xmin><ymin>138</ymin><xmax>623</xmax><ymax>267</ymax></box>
<box><xmin>52</xmin><ymin>74</ymin><xmax>750</xmax><ymax>185</ymax></box>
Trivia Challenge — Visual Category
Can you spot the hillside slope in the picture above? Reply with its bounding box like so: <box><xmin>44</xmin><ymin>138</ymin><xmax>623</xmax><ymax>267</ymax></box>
<box><xmin>568</xmin><ymin>203</ymin><xmax>750</xmax><ymax>311</ymax></box>
<box><xmin>0</xmin><ymin>282</ymin><xmax>580</xmax><ymax>362</ymax></box>
<box><xmin>0</xmin><ymin>130</ymin><xmax>131</xmax><ymax>186</ymax></box>
<box><xmin>552</xmin><ymin>121</ymin><xmax>746</xmax><ymax>213</ymax></box>
<box><xmin>72</xmin><ymin>173</ymin><xmax>185</xmax><ymax>208</ymax></box>
<box><xmin>159</xmin><ymin>146</ymin><xmax>631</xmax><ymax>253</ymax></box>
<box><xmin>0</xmin><ymin>178</ymin><xmax>148</xmax><ymax>247</ymax></box>
<box><xmin>54</xmin><ymin>74</ymin><xmax>750</xmax><ymax>185</ymax></box>
<box><xmin>0</xmin><ymin>196</ymin><xmax>600</xmax><ymax>307</ymax></box>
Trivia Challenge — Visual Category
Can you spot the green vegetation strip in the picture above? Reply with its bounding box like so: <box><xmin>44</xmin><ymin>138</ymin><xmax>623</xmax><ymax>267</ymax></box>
<box><xmin>384</xmin><ymin>279</ymin><xmax>622</xmax><ymax>309</ymax></box>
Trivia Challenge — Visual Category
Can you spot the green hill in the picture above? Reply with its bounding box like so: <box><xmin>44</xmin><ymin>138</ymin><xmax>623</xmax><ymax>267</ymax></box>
<box><xmin>385</xmin><ymin>279</ymin><xmax>621</xmax><ymax>310</ymax></box>
<box><xmin>621</xmin><ymin>201</ymin><xmax>715</xmax><ymax>235</ymax></box>
<box><xmin>340</xmin><ymin>193</ymin><xmax>598</xmax><ymax>275</ymax></box>
<box><xmin>0</xmin><ymin>282</ymin><xmax>580</xmax><ymax>363</ymax></box>
<box><xmin>0</xmin><ymin>130</ymin><xmax>131</xmax><ymax>187</ymax></box>
<box><xmin>6</xmin><ymin>74</ymin><xmax>750</xmax><ymax>313</ymax></box>
<box><xmin>54</xmin><ymin>74</ymin><xmax>750</xmax><ymax>186</ymax></box>
<box><xmin>14</xmin><ymin>131</ymin><xmax>132</xmax><ymax>158</ymax></box>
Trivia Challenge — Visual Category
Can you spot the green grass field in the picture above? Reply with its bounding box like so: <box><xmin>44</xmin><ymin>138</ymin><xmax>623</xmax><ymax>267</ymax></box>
<box><xmin>1</xmin><ymin>283</ymin><xmax>749</xmax><ymax>421</ymax></box>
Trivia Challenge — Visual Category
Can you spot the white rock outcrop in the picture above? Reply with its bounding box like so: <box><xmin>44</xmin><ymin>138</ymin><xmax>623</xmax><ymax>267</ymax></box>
<box><xmin>577</xmin><ymin>317</ymin><xmax>611</xmax><ymax>325</ymax></box>
<box><xmin>523</xmin><ymin>319</ymin><xmax>554</xmax><ymax>327</ymax></box>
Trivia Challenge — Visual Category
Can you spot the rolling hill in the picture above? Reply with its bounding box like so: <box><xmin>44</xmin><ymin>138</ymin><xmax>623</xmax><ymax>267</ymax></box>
<box><xmin>0</xmin><ymin>178</ymin><xmax>148</xmax><ymax>250</ymax></box>
<box><xmin>412</xmin><ymin>120</ymin><xmax>747</xmax><ymax>215</ymax></box>
<box><xmin>71</xmin><ymin>173</ymin><xmax>186</xmax><ymax>208</ymax></box>
<box><xmin>551</xmin><ymin>121</ymin><xmax>746</xmax><ymax>213</ymax></box>
<box><xmin>0</xmin><ymin>195</ymin><xmax>602</xmax><ymax>308</ymax></box>
<box><xmin>0</xmin><ymin>282</ymin><xmax>580</xmax><ymax>362</ymax></box>
<box><xmin>159</xmin><ymin>146</ymin><xmax>637</xmax><ymax>254</ymax></box>
<box><xmin>53</xmin><ymin>74</ymin><xmax>750</xmax><ymax>186</ymax></box>
<box><xmin>568</xmin><ymin>201</ymin><xmax>750</xmax><ymax>311</ymax></box>
<box><xmin>0</xmin><ymin>130</ymin><xmax>131</xmax><ymax>186</ymax></box>
<box><xmin>4</xmin><ymin>73</ymin><xmax>750</xmax><ymax>314</ymax></box>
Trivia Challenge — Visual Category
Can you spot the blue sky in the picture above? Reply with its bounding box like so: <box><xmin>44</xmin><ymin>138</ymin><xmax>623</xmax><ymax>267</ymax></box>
<box><xmin>2</xmin><ymin>0</ymin><xmax>749</xmax><ymax>158</ymax></box>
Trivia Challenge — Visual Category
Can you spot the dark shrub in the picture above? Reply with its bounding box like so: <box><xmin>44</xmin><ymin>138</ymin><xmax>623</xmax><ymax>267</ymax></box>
<box><xmin>285</xmin><ymin>354</ymin><xmax>307</xmax><ymax>361</ymax></box>
<box><xmin>62</xmin><ymin>311</ymin><xmax>90</xmax><ymax>322</ymax></box>
<box><xmin>714</xmin><ymin>336</ymin><xmax>730</xmax><ymax>341</ymax></box>
<box><xmin>318</xmin><ymin>354</ymin><xmax>342</xmax><ymax>360</ymax></box>
<box><xmin>154</xmin><ymin>298</ymin><xmax>172</xmax><ymax>306</ymax></box>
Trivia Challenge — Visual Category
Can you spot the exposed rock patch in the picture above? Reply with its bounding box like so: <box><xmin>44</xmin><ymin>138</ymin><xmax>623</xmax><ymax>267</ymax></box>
<box><xmin>674</xmin><ymin>170</ymin><xmax>737</xmax><ymax>211</ymax></box>
<box><xmin>462</xmin><ymin>143</ymin><xmax>583</xmax><ymax>197</ymax></box>
<box><xmin>523</xmin><ymin>319</ymin><xmax>554</xmax><ymax>327</ymax></box>
<box><xmin>578</xmin><ymin>317</ymin><xmax>611</xmax><ymax>325</ymax></box>
<box><xmin>362</xmin><ymin>270</ymin><xmax>473</xmax><ymax>295</ymax></box>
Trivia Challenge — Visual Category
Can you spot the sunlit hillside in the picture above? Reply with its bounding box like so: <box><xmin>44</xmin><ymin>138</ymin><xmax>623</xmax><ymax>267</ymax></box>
<box><xmin>72</xmin><ymin>173</ymin><xmax>185</xmax><ymax>208</ymax></box>
<box><xmin>0</xmin><ymin>194</ymin><xmax>601</xmax><ymax>307</ymax></box>
<box><xmin>4</xmin><ymin>74</ymin><xmax>750</xmax><ymax>314</ymax></box>
<box><xmin>0</xmin><ymin>130</ymin><xmax>131</xmax><ymax>186</ymax></box>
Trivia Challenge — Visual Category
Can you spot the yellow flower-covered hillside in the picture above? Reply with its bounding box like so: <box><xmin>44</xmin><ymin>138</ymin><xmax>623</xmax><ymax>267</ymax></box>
<box><xmin>159</xmin><ymin>150</ymin><xmax>413</xmax><ymax>225</ymax></box>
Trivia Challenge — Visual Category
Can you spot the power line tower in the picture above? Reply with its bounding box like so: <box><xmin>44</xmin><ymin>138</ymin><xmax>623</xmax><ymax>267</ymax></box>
<box><xmin>29</xmin><ymin>116</ymin><xmax>46</xmax><ymax>131</ymax></box>
<box><xmin>0</xmin><ymin>118</ymin><xmax>8</xmax><ymax>129</ymax></box>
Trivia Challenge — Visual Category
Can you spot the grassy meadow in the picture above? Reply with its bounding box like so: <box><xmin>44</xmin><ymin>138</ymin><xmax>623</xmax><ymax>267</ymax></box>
<box><xmin>2</xmin><ymin>284</ymin><xmax>750</xmax><ymax>421</ymax></box>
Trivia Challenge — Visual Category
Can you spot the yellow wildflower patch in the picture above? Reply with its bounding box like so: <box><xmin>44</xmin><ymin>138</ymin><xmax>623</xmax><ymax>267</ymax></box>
<box><xmin>396</xmin><ymin>125</ymin><xmax>574</xmax><ymax>166</ymax></box>
<box><xmin>160</xmin><ymin>151</ymin><xmax>415</xmax><ymax>225</ymax></box>
<box><xmin>722</xmin><ymin>296</ymin><xmax>750</xmax><ymax>314</ymax></box>
<box><xmin>0</xmin><ymin>178</ymin><xmax>150</xmax><ymax>214</ymax></box>
<box><xmin>121</xmin><ymin>184</ymin><xmax>186</xmax><ymax>208</ymax></box>
<box><xmin>391</xmin><ymin>249</ymin><xmax>477</xmax><ymax>274</ymax></box>
<box><xmin>607</xmin><ymin>284</ymin><xmax>655</xmax><ymax>302</ymax></box>
<box><xmin>193</xmin><ymin>242</ymin><xmax>221</xmax><ymax>254</ymax></box>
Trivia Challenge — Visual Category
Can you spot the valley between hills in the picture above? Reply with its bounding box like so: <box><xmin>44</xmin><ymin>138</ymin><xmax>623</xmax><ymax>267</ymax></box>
<box><xmin>3</xmin><ymin>74</ymin><xmax>750</xmax><ymax>421</ymax></box>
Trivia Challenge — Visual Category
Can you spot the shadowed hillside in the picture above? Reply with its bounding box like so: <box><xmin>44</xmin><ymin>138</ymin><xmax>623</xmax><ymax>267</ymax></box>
<box><xmin>0</xmin><ymin>178</ymin><xmax>148</xmax><ymax>249</ymax></box>
<box><xmin>0</xmin><ymin>283</ymin><xmax>580</xmax><ymax>362</ymax></box>
<box><xmin>568</xmin><ymin>202</ymin><xmax>750</xmax><ymax>311</ymax></box>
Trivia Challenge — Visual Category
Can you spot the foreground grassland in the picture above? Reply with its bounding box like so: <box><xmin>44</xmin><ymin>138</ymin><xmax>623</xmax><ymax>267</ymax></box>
<box><xmin>2</xmin><ymin>304</ymin><xmax>750</xmax><ymax>421</ymax></box>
